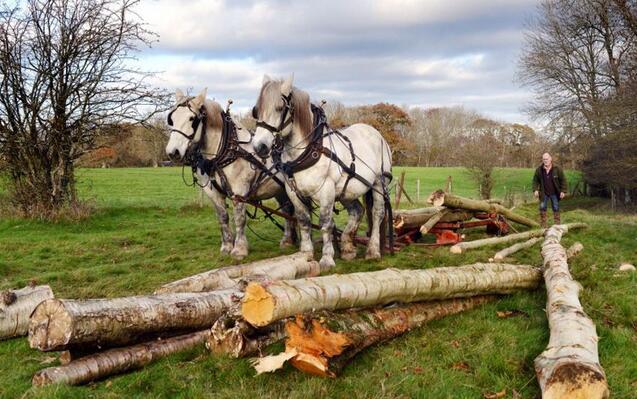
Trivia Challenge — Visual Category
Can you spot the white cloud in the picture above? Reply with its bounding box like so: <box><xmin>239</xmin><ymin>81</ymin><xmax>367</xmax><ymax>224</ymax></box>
<box><xmin>134</xmin><ymin>0</ymin><xmax>537</xmax><ymax>123</ymax></box>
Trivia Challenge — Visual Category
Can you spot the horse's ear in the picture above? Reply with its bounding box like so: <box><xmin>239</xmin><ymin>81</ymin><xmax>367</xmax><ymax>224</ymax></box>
<box><xmin>262</xmin><ymin>74</ymin><xmax>271</xmax><ymax>86</ymax></box>
<box><xmin>281</xmin><ymin>73</ymin><xmax>294</xmax><ymax>96</ymax></box>
<box><xmin>194</xmin><ymin>88</ymin><xmax>207</xmax><ymax>106</ymax></box>
<box><xmin>175</xmin><ymin>88</ymin><xmax>185</xmax><ymax>102</ymax></box>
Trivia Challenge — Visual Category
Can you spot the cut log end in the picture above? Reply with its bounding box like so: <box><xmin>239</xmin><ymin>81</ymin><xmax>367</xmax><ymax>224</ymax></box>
<box><xmin>290</xmin><ymin>352</ymin><xmax>332</xmax><ymax>377</ymax></box>
<box><xmin>242</xmin><ymin>283</ymin><xmax>275</xmax><ymax>327</ymax></box>
<box><xmin>450</xmin><ymin>245</ymin><xmax>463</xmax><ymax>254</ymax></box>
<box><xmin>28</xmin><ymin>299</ymin><xmax>73</xmax><ymax>351</ymax></box>
<box><xmin>430</xmin><ymin>190</ymin><xmax>445</xmax><ymax>207</ymax></box>
<box><xmin>32</xmin><ymin>371</ymin><xmax>54</xmax><ymax>387</ymax></box>
<box><xmin>543</xmin><ymin>363</ymin><xmax>609</xmax><ymax>399</ymax></box>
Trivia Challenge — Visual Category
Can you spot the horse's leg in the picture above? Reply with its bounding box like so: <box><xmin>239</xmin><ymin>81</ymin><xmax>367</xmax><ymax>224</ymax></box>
<box><xmin>340</xmin><ymin>199</ymin><xmax>363</xmax><ymax>260</ymax></box>
<box><xmin>286</xmin><ymin>186</ymin><xmax>313</xmax><ymax>255</ymax></box>
<box><xmin>317</xmin><ymin>184</ymin><xmax>336</xmax><ymax>269</ymax></box>
<box><xmin>365</xmin><ymin>183</ymin><xmax>385</xmax><ymax>260</ymax></box>
<box><xmin>230</xmin><ymin>200</ymin><xmax>248</xmax><ymax>260</ymax></box>
<box><xmin>275</xmin><ymin>193</ymin><xmax>298</xmax><ymax>248</ymax></box>
<box><xmin>204</xmin><ymin>185</ymin><xmax>234</xmax><ymax>254</ymax></box>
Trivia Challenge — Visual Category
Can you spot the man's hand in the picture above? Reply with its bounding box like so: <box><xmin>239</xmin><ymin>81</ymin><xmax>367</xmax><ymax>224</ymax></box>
<box><xmin>560</xmin><ymin>192</ymin><xmax>565</xmax><ymax>199</ymax></box>
<box><xmin>534</xmin><ymin>190</ymin><xmax>539</xmax><ymax>199</ymax></box>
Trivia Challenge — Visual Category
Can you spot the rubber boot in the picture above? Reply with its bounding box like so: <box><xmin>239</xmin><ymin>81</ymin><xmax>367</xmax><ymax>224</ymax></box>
<box><xmin>540</xmin><ymin>211</ymin><xmax>547</xmax><ymax>228</ymax></box>
<box><xmin>553</xmin><ymin>211</ymin><xmax>561</xmax><ymax>225</ymax></box>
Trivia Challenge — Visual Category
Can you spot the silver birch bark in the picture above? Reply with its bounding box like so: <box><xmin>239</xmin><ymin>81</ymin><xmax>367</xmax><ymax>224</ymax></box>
<box><xmin>29</xmin><ymin>290</ymin><xmax>237</xmax><ymax>351</ymax></box>
<box><xmin>32</xmin><ymin>330</ymin><xmax>209</xmax><ymax>386</ymax></box>
<box><xmin>534</xmin><ymin>225</ymin><xmax>609</xmax><ymax>398</ymax></box>
<box><xmin>450</xmin><ymin>223</ymin><xmax>587</xmax><ymax>254</ymax></box>
<box><xmin>241</xmin><ymin>263</ymin><xmax>542</xmax><ymax>327</ymax></box>
<box><xmin>0</xmin><ymin>285</ymin><xmax>54</xmax><ymax>340</ymax></box>
<box><xmin>155</xmin><ymin>253</ymin><xmax>321</xmax><ymax>294</ymax></box>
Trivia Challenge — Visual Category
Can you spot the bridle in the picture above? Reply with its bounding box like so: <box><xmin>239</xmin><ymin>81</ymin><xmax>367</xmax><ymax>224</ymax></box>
<box><xmin>167</xmin><ymin>98</ymin><xmax>208</xmax><ymax>142</ymax></box>
<box><xmin>252</xmin><ymin>92</ymin><xmax>294</xmax><ymax>138</ymax></box>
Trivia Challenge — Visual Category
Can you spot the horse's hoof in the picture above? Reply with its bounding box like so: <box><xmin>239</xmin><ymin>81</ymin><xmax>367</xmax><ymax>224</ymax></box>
<box><xmin>231</xmin><ymin>247</ymin><xmax>248</xmax><ymax>260</ymax></box>
<box><xmin>220</xmin><ymin>244</ymin><xmax>233</xmax><ymax>255</ymax></box>
<box><xmin>341</xmin><ymin>250</ymin><xmax>357</xmax><ymax>261</ymax></box>
<box><xmin>365</xmin><ymin>250</ymin><xmax>381</xmax><ymax>260</ymax></box>
<box><xmin>279</xmin><ymin>239</ymin><xmax>296</xmax><ymax>249</ymax></box>
<box><xmin>319</xmin><ymin>256</ymin><xmax>336</xmax><ymax>270</ymax></box>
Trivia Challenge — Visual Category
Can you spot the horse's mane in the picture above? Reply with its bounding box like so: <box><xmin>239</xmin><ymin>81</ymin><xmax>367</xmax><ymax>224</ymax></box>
<box><xmin>256</xmin><ymin>80</ymin><xmax>313</xmax><ymax>137</ymax></box>
<box><xmin>202</xmin><ymin>99</ymin><xmax>224</xmax><ymax>131</ymax></box>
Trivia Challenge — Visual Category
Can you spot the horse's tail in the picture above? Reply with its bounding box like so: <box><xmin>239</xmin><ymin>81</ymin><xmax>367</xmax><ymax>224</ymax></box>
<box><xmin>364</xmin><ymin>190</ymin><xmax>373</xmax><ymax>237</ymax></box>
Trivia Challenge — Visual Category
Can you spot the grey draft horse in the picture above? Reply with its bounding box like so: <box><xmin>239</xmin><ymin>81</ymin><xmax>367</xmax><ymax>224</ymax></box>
<box><xmin>251</xmin><ymin>75</ymin><xmax>392</xmax><ymax>268</ymax></box>
<box><xmin>165</xmin><ymin>88</ymin><xmax>296</xmax><ymax>259</ymax></box>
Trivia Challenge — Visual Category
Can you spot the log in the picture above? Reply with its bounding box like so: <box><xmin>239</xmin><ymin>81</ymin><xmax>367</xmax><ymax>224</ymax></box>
<box><xmin>32</xmin><ymin>330</ymin><xmax>209</xmax><ymax>386</ymax></box>
<box><xmin>534</xmin><ymin>225</ymin><xmax>609</xmax><ymax>399</ymax></box>
<box><xmin>419</xmin><ymin>208</ymin><xmax>449</xmax><ymax>234</ymax></box>
<box><xmin>393</xmin><ymin>207</ymin><xmax>472</xmax><ymax>230</ymax></box>
<box><xmin>566</xmin><ymin>242</ymin><xmax>584</xmax><ymax>258</ymax></box>
<box><xmin>241</xmin><ymin>263</ymin><xmax>542</xmax><ymax>327</ymax></box>
<box><xmin>207</xmin><ymin>315</ymin><xmax>286</xmax><ymax>358</ymax></box>
<box><xmin>428</xmin><ymin>190</ymin><xmax>539</xmax><ymax>227</ymax></box>
<box><xmin>0</xmin><ymin>285</ymin><xmax>54</xmax><ymax>340</ymax></box>
<box><xmin>155</xmin><ymin>253</ymin><xmax>321</xmax><ymax>294</ymax></box>
<box><xmin>491</xmin><ymin>237</ymin><xmax>543</xmax><ymax>262</ymax></box>
<box><xmin>29</xmin><ymin>290</ymin><xmax>237</xmax><ymax>351</ymax></box>
<box><xmin>284</xmin><ymin>296</ymin><xmax>496</xmax><ymax>377</ymax></box>
<box><xmin>449</xmin><ymin>223</ymin><xmax>587</xmax><ymax>254</ymax></box>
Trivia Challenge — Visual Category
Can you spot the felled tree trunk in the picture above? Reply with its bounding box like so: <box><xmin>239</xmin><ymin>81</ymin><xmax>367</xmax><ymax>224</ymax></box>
<box><xmin>207</xmin><ymin>315</ymin><xmax>286</xmax><ymax>358</ymax></box>
<box><xmin>0</xmin><ymin>285</ymin><xmax>54</xmax><ymax>340</ymax></box>
<box><xmin>419</xmin><ymin>208</ymin><xmax>449</xmax><ymax>234</ymax></box>
<box><xmin>29</xmin><ymin>290</ymin><xmax>237</xmax><ymax>351</ymax></box>
<box><xmin>155</xmin><ymin>253</ymin><xmax>320</xmax><ymax>294</ymax></box>
<box><xmin>32</xmin><ymin>330</ymin><xmax>209</xmax><ymax>386</ymax></box>
<box><xmin>449</xmin><ymin>223</ymin><xmax>587</xmax><ymax>254</ymax></box>
<box><xmin>491</xmin><ymin>237</ymin><xmax>543</xmax><ymax>262</ymax></box>
<box><xmin>283</xmin><ymin>296</ymin><xmax>496</xmax><ymax>377</ymax></box>
<box><xmin>393</xmin><ymin>207</ymin><xmax>472</xmax><ymax>230</ymax></box>
<box><xmin>428</xmin><ymin>190</ymin><xmax>539</xmax><ymax>227</ymax></box>
<box><xmin>241</xmin><ymin>263</ymin><xmax>541</xmax><ymax>327</ymax></box>
<box><xmin>534</xmin><ymin>225</ymin><xmax>609</xmax><ymax>399</ymax></box>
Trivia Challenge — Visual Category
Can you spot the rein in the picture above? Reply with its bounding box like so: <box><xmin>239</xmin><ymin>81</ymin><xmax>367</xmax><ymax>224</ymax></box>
<box><xmin>190</xmin><ymin>108</ymin><xmax>286</xmax><ymax>199</ymax></box>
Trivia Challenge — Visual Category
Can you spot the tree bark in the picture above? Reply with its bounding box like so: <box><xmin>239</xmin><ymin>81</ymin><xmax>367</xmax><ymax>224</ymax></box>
<box><xmin>393</xmin><ymin>206</ymin><xmax>472</xmax><ymax>230</ymax></box>
<box><xmin>155</xmin><ymin>253</ymin><xmax>321</xmax><ymax>294</ymax></box>
<box><xmin>32</xmin><ymin>330</ymin><xmax>209</xmax><ymax>386</ymax></box>
<box><xmin>0</xmin><ymin>285</ymin><xmax>54</xmax><ymax>340</ymax></box>
<box><xmin>207</xmin><ymin>314</ymin><xmax>286</xmax><ymax>358</ymax></box>
<box><xmin>29</xmin><ymin>290</ymin><xmax>237</xmax><ymax>352</ymax></box>
<box><xmin>241</xmin><ymin>263</ymin><xmax>542</xmax><ymax>327</ymax></box>
<box><xmin>449</xmin><ymin>223</ymin><xmax>587</xmax><ymax>254</ymax></box>
<box><xmin>428</xmin><ymin>190</ymin><xmax>539</xmax><ymax>227</ymax></box>
<box><xmin>419</xmin><ymin>208</ymin><xmax>449</xmax><ymax>234</ymax></box>
<box><xmin>534</xmin><ymin>225</ymin><xmax>609</xmax><ymax>399</ymax></box>
<box><xmin>280</xmin><ymin>296</ymin><xmax>496</xmax><ymax>377</ymax></box>
<box><xmin>491</xmin><ymin>237</ymin><xmax>543</xmax><ymax>262</ymax></box>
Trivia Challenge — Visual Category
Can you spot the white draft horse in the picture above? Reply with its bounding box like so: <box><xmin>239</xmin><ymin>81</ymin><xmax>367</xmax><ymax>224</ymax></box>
<box><xmin>251</xmin><ymin>75</ymin><xmax>392</xmax><ymax>268</ymax></box>
<box><xmin>165</xmin><ymin>88</ymin><xmax>296</xmax><ymax>259</ymax></box>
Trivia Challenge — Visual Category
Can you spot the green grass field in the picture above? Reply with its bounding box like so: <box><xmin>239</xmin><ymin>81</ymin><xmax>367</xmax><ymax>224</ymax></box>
<box><xmin>0</xmin><ymin>167</ymin><xmax>635</xmax><ymax>399</ymax></box>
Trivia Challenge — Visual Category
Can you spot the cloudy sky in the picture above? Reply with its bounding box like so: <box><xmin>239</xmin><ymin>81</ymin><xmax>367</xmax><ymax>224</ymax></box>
<box><xmin>137</xmin><ymin>0</ymin><xmax>539</xmax><ymax>124</ymax></box>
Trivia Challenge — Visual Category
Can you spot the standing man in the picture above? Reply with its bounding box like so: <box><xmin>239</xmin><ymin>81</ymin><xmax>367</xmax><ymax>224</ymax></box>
<box><xmin>532</xmin><ymin>153</ymin><xmax>568</xmax><ymax>227</ymax></box>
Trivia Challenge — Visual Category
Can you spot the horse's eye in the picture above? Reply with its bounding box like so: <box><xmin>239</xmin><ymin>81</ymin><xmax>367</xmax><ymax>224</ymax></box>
<box><xmin>189</xmin><ymin>116</ymin><xmax>195</xmax><ymax>121</ymax></box>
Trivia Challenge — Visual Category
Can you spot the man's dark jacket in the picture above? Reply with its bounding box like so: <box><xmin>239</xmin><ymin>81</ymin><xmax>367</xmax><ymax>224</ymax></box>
<box><xmin>532</xmin><ymin>164</ymin><xmax>568</xmax><ymax>198</ymax></box>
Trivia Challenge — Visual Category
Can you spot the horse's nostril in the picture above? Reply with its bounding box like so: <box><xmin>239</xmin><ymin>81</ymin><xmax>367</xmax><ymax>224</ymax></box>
<box><xmin>256</xmin><ymin>143</ymin><xmax>269</xmax><ymax>157</ymax></box>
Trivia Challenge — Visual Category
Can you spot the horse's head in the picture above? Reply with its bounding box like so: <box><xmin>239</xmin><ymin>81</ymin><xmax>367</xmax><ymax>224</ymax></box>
<box><xmin>251</xmin><ymin>74</ymin><xmax>296</xmax><ymax>158</ymax></box>
<box><xmin>165</xmin><ymin>88</ymin><xmax>208</xmax><ymax>162</ymax></box>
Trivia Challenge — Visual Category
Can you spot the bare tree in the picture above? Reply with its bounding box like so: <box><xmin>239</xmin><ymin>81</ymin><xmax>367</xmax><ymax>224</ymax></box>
<box><xmin>0</xmin><ymin>0</ymin><xmax>167</xmax><ymax>217</ymax></box>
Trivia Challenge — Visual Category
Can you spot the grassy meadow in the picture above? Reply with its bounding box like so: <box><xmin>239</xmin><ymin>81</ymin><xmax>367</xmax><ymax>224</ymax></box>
<box><xmin>0</xmin><ymin>166</ymin><xmax>635</xmax><ymax>399</ymax></box>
